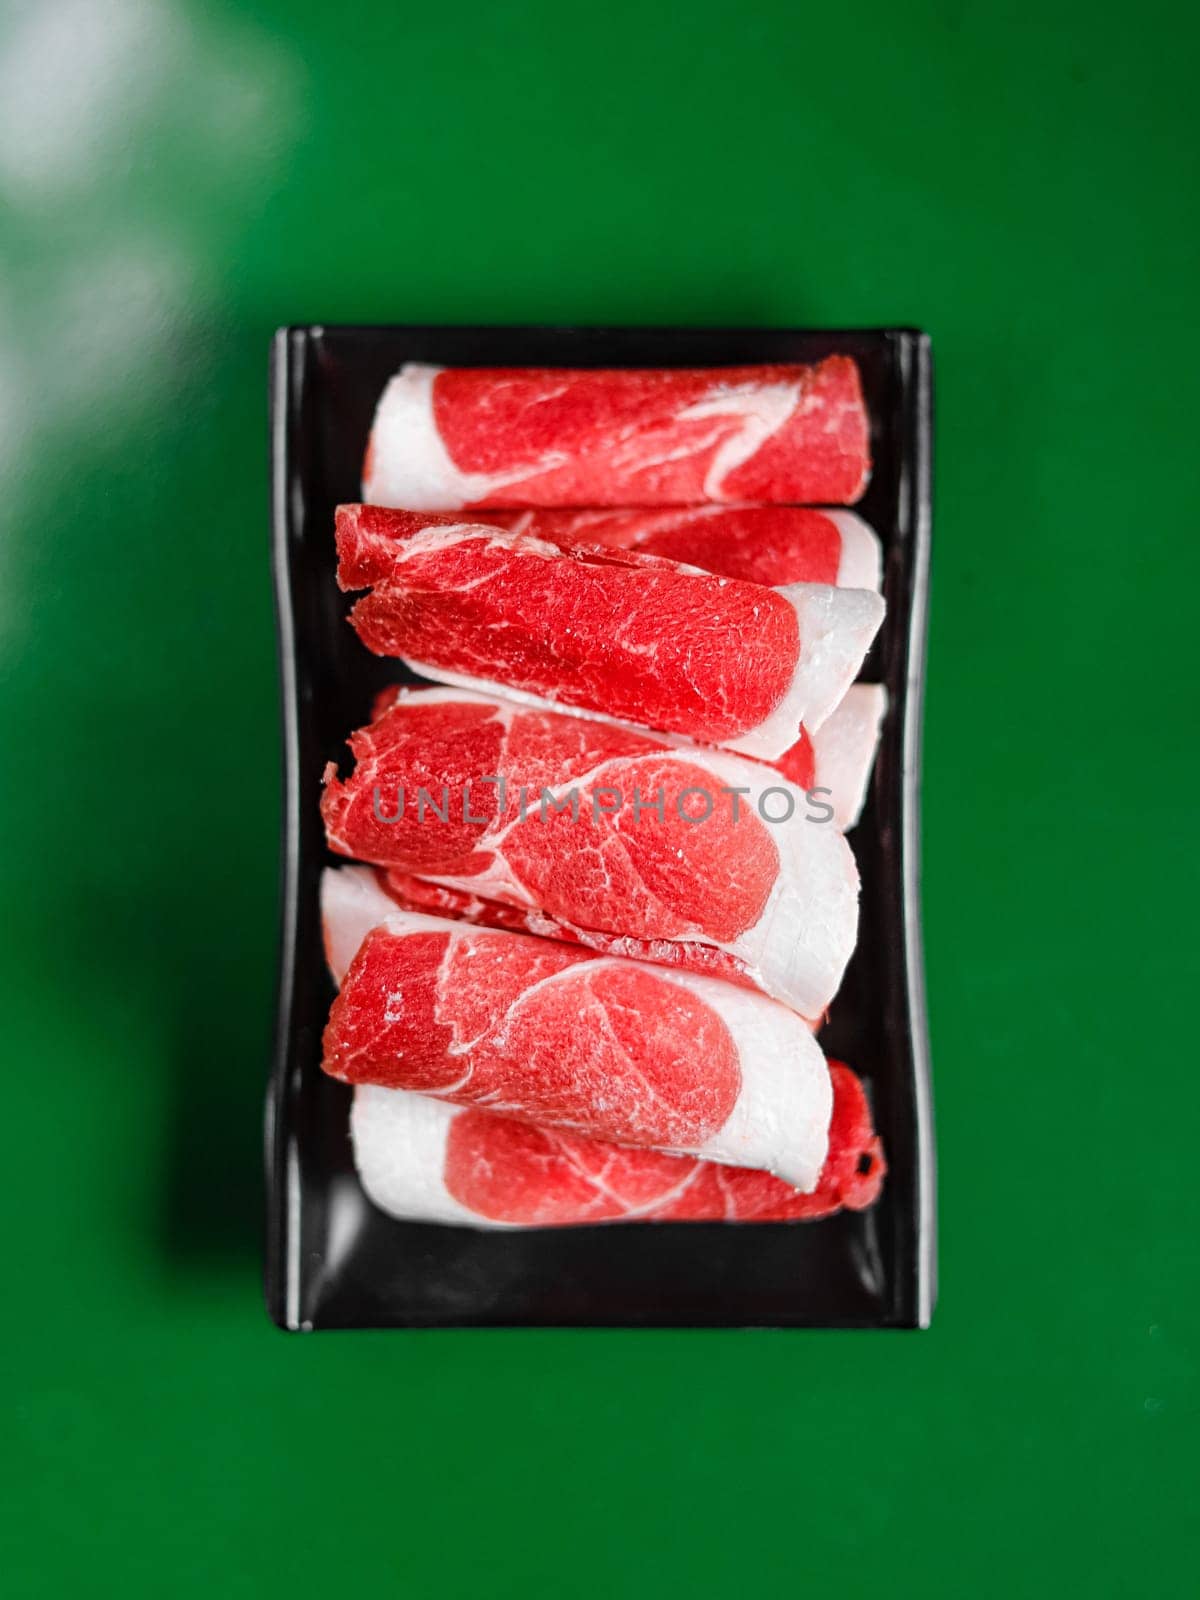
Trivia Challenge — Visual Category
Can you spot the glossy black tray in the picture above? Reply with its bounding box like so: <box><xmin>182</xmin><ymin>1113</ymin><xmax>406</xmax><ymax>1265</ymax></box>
<box><xmin>266</xmin><ymin>325</ymin><xmax>935</xmax><ymax>1330</ymax></box>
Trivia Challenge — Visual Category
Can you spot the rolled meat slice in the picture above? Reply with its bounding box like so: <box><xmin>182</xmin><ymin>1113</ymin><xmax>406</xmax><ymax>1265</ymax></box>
<box><xmin>362</xmin><ymin>679</ymin><xmax>884</xmax><ymax>833</ymax></box>
<box><xmin>774</xmin><ymin>683</ymin><xmax>887</xmax><ymax>826</ymax></box>
<box><xmin>351</xmin><ymin>1062</ymin><xmax>885</xmax><ymax>1228</ymax></box>
<box><xmin>322</xmin><ymin>687</ymin><xmax>859</xmax><ymax>1018</ymax></box>
<box><xmin>374</xmin><ymin>870</ymin><xmax>807</xmax><ymax>1005</ymax></box>
<box><xmin>336</xmin><ymin>506</ymin><xmax>885</xmax><ymax>753</ymax></box>
<box><xmin>320</xmin><ymin>868</ymin><xmax>832</xmax><ymax>1189</ymax></box>
<box><xmin>350</xmin><ymin>505</ymin><xmax>882</xmax><ymax>592</ymax></box>
<box><xmin>362</xmin><ymin>359</ymin><xmax>871</xmax><ymax>510</ymax></box>
<box><xmin>522</xmin><ymin>505</ymin><xmax>881</xmax><ymax>588</ymax></box>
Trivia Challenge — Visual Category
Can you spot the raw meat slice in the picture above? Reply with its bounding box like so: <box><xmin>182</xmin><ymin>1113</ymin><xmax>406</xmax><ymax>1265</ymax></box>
<box><xmin>346</xmin><ymin>510</ymin><xmax>884</xmax><ymax>802</ymax></box>
<box><xmin>377</xmin><ymin>869</ymin><xmax>801</xmax><ymax>1004</ymax></box>
<box><xmin>519</xmin><ymin>505</ymin><xmax>882</xmax><ymax>589</ymax></box>
<box><xmin>320</xmin><ymin>869</ymin><xmax>832</xmax><ymax>1188</ymax></box>
<box><xmin>359</xmin><ymin>667</ymin><xmax>883</xmax><ymax>840</ymax></box>
<box><xmin>362</xmin><ymin>359</ymin><xmax>871</xmax><ymax>509</ymax></box>
<box><xmin>774</xmin><ymin>684</ymin><xmax>887</xmax><ymax>828</ymax></box>
<box><xmin>349</xmin><ymin>505</ymin><xmax>882</xmax><ymax>592</ymax></box>
<box><xmin>376</xmin><ymin>869</ymin><xmax>785</xmax><ymax>999</ymax></box>
<box><xmin>336</xmin><ymin>506</ymin><xmax>885</xmax><ymax>753</ymax></box>
<box><xmin>361</xmin><ymin>679</ymin><xmax>884</xmax><ymax>833</ymax></box>
<box><xmin>321</xmin><ymin>688</ymin><xmax>859</xmax><ymax>1018</ymax></box>
<box><xmin>351</xmin><ymin>1062</ymin><xmax>884</xmax><ymax>1228</ymax></box>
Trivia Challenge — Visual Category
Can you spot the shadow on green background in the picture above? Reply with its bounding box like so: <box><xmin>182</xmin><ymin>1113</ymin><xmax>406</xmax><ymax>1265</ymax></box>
<box><xmin>0</xmin><ymin>1</ymin><xmax>1195</xmax><ymax>1595</ymax></box>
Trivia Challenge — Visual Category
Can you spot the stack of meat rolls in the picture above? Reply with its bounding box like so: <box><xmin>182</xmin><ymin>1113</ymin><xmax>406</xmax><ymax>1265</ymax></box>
<box><xmin>321</xmin><ymin>359</ymin><xmax>889</xmax><ymax>1230</ymax></box>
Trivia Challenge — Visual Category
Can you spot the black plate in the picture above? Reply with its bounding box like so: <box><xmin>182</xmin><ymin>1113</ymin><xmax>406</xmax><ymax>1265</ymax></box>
<box><xmin>266</xmin><ymin>325</ymin><xmax>935</xmax><ymax>1330</ymax></box>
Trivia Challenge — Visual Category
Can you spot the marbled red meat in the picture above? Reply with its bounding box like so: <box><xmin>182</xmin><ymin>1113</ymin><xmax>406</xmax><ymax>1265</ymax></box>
<box><xmin>379</xmin><ymin>870</ymin><xmax>769</xmax><ymax>996</ymax></box>
<box><xmin>321</xmin><ymin>872</ymin><xmax>832</xmax><ymax>1187</ymax></box>
<box><xmin>361</xmin><ymin>678</ymin><xmax>884</xmax><ymax>829</ymax></box>
<box><xmin>351</xmin><ymin>504</ymin><xmax>881</xmax><ymax>591</ymax></box>
<box><xmin>336</xmin><ymin>506</ymin><xmax>884</xmax><ymax>755</ymax></box>
<box><xmin>362</xmin><ymin>360</ymin><xmax>870</xmax><ymax>509</ymax></box>
<box><xmin>350</xmin><ymin>1063</ymin><xmax>884</xmax><ymax>1227</ymax></box>
<box><xmin>519</xmin><ymin>505</ymin><xmax>880</xmax><ymax>588</ymax></box>
<box><xmin>322</xmin><ymin>690</ymin><xmax>859</xmax><ymax>1017</ymax></box>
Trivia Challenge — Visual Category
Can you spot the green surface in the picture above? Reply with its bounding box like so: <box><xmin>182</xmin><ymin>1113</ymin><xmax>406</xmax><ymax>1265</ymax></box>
<box><xmin>1</xmin><ymin>0</ymin><xmax>1196</xmax><ymax>1593</ymax></box>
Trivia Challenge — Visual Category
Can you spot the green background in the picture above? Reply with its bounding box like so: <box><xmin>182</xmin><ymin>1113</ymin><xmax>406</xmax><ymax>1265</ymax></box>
<box><xmin>1</xmin><ymin>1</ymin><xmax>1196</xmax><ymax>1593</ymax></box>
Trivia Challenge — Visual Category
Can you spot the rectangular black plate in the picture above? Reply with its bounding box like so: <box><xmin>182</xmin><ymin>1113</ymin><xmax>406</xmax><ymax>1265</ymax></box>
<box><xmin>266</xmin><ymin>325</ymin><xmax>935</xmax><ymax>1330</ymax></box>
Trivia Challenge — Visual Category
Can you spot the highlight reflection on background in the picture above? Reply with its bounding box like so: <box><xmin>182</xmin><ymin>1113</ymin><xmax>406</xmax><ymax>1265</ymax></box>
<box><xmin>0</xmin><ymin>1</ymin><xmax>306</xmax><ymax>1273</ymax></box>
<box><xmin>0</xmin><ymin>0</ymin><xmax>302</xmax><ymax>512</ymax></box>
